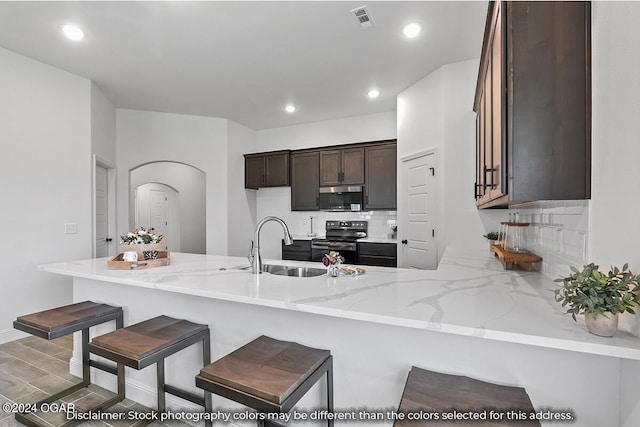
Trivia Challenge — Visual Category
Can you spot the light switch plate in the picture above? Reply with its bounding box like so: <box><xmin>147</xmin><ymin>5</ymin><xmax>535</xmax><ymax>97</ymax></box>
<box><xmin>64</xmin><ymin>223</ymin><xmax>78</xmax><ymax>234</ymax></box>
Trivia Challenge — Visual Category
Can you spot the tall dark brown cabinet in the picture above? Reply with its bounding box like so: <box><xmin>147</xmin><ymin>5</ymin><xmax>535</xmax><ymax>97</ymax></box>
<box><xmin>365</xmin><ymin>143</ymin><xmax>397</xmax><ymax>210</ymax></box>
<box><xmin>290</xmin><ymin>151</ymin><xmax>320</xmax><ymax>211</ymax></box>
<box><xmin>474</xmin><ymin>1</ymin><xmax>591</xmax><ymax>208</ymax></box>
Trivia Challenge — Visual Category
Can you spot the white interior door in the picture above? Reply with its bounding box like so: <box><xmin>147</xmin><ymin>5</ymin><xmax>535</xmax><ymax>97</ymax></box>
<box><xmin>400</xmin><ymin>151</ymin><xmax>437</xmax><ymax>269</ymax></box>
<box><xmin>149</xmin><ymin>188</ymin><xmax>168</xmax><ymax>249</ymax></box>
<box><xmin>95</xmin><ymin>164</ymin><xmax>109</xmax><ymax>257</ymax></box>
<box><xmin>135</xmin><ymin>182</ymin><xmax>179</xmax><ymax>251</ymax></box>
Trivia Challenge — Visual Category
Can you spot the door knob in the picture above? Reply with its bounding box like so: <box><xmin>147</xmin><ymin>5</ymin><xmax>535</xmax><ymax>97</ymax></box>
<box><xmin>105</xmin><ymin>238</ymin><xmax>113</xmax><ymax>242</ymax></box>
<box><xmin>401</xmin><ymin>239</ymin><xmax>408</xmax><ymax>244</ymax></box>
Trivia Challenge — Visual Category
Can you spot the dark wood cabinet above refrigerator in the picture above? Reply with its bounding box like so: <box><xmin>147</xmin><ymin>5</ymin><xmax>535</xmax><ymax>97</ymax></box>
<box><xmin>474</xmin><ymin>1</ymin><xmax>591</xmax><ymax>208</ymax></box>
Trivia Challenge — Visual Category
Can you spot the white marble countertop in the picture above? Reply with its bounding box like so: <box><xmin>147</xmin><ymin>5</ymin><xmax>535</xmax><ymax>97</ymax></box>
<box><xmin>39</xmin><ymin>247</ymin><xmax>640</xmax><ymax>360</ymax></box>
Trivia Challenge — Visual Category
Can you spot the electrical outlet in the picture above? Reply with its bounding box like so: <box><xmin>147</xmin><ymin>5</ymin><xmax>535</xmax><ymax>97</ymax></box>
<box><xmin>64</xmin><ymin>223</ymin><xmax>78</xmax><ymax>234</ymax></box>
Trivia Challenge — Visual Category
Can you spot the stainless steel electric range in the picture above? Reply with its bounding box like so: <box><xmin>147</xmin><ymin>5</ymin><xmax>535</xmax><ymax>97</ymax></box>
<box><xmin>311</xmin><ymin>220</ymin><xmax>368</xmax><ymax>264</ymax></box>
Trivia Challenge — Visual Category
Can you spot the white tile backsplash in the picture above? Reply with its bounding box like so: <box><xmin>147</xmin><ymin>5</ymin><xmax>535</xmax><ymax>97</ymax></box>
<box><xmin>510</xmin><ymin>200</ymin><xmax>589</xmax><ymax>280</ymax></box>
<box><xmin>255</xmin><ymin>187</ymin><xmax>396</xmax><ymax>259</ymax></box>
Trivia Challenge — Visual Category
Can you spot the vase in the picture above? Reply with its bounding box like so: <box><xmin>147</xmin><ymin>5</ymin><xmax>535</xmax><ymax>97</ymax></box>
<box><xmin>584</xmin><ymin>312</ymin><xmax>619</xmax><ymax>337</ymax></box>
<box><xmin>327</xmin><ymin>264</ymin><xmax>340</xmax><ymax>277</ymax></box>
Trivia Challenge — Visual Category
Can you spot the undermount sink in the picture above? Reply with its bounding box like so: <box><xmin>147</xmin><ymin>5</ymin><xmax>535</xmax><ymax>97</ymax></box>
<box><xmin>263</xmin><ymin>264</ymin><xmax>327</xmax><ymax>278</ymax></box>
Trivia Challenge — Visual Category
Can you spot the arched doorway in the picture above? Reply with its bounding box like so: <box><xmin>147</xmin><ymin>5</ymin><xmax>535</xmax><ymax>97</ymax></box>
<box><xmin>130</xmin><ymin>161</ymin><xmax>206</xmax><ymax>254</ymax></box>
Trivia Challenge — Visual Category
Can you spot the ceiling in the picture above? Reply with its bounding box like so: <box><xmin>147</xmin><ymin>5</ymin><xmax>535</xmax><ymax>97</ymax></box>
<box><xmin>0</xmin><ymin>1</ymin><xmax>487</xmax><ymax>130</ymax></box>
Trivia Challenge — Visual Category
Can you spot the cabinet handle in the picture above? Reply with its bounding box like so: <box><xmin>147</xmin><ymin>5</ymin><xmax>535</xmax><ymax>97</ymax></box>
<box><xmin>483</xmin><ymin>166</ymin><xmax>497</xmax><ymax>191</ymax></box>
<box><xmin>474</xmin><ymin>182</ymin><xmax>483</xmax><ymax>199</ymax></box>
<box><xmin>401</xmin><ymin>239</ymin><xmax>408</xmax><ymax>244</ymax></box>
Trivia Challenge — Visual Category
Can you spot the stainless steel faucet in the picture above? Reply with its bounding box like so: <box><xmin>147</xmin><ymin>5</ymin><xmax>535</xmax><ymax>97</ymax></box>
<box><xmin>248</xmin><ymin>216</ymin><xmax>293</xmax><ymax>274</ymax></box>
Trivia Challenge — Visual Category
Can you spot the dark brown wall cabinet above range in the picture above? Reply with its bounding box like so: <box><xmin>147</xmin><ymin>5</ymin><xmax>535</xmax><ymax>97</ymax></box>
<box><xmin>474</xmin><ymin>1</ymin><xmax>591</xmax><ymax>208</ymax></box>
<box><xmin>319</xmin><ymin>147</ymin><xmax>365</xmax><ymax>186</ymax></box>
<box><xmin>290</xmin><ymin>151</ymin><xmax>320</xmax><ymax>211</ymax></box>
<box><xmin>244</xmin><ymin>150</ymin><xmax>290</xmax><ymax>189</ymax></box>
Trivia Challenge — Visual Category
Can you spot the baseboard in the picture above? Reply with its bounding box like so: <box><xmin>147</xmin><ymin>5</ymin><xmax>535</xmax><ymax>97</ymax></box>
<box><xmin>0</xmin><ymin>328</ymin><xmax>28</xmax><ymax>344</ymax></box>
<box><xmin>70</xmin><ymin>357</ymin><xmax>201</xmax><ymax>411</ymax></box>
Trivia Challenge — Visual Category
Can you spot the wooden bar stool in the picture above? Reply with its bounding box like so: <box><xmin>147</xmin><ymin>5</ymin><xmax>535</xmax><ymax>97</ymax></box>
<box><xmin>394</xmin><ymin>366</ymin><xmax>540</xmax><ymax>427</ymax></box>
<box><xmin>13</xmin><ymin>301</ymin><xmax>125</xmax><ymax>427</ymax></box>
<box><xmin>196</xmin><ymin>335</ymin><xmax>333</xmax><ymax>427</ymax></box>
<box><xmin>88</xmin><ymin>315</ymin><xmax>212</xmax><ymax>425</ymax></box>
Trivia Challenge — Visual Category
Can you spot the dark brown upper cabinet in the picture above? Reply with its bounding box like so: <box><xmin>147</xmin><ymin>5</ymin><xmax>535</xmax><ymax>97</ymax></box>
<box><xmin>365</xmin><ymin>143</ymin><xmax>397</xmax><ymax>210</ymax></box>
<box><xmin>244</xmin><ymin>150</ymin><xmax>290</xmax><ymax>189</ymax></box>
<box><xmin>473</xmin><ymin>1</ymin><xmax>591</xmax><ymax>208</ymax></box>
<box><xmin>290</xmin><ymin>151</ymin><xmax>320</xmax><ymax>211</ymax></box>
<box><xmin>319</xmin><ymin>147</ymin><xmax>365</xmax><ymax>186</ymax></box>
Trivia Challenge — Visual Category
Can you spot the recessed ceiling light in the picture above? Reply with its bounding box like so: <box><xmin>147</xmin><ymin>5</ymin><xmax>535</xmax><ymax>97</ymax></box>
<box><xmin>61</xmin><ymin>24</ymin><xmax>85</xmax><ymax>41</ymax></box>
<box><xmin>285</xmin><ymin>105</ymin><xmax>296</xmax><ymax>113</ymax></box>
<box><xmin>368</xmin><ymin>89</ymin><xmax>380</xmax><ymax>99</ymax></box>
<box><xmin>403</xmin><ymin>22</ymin><xmax>422</xmax><ymax>39</ymax></box>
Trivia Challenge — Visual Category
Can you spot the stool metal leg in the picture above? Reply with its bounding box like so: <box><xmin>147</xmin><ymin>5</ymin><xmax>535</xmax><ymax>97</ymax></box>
<box><xmin>82</xmin><ymin>328</ymin><xmax>91</xmax><ymax>385</ymax></box>
<box><xmin>157</xmin><ymin>358</ymin><xmax>166</xmax><ymax>412</ymax></box>
<box><xmin>327</xmin><ymin>357</ymin><xmax>334</xmax><ymax>427</ymax></box>
<box><xmin>203</xmin><ymin>335</ymin><xmax>212</xmax><ymax>427</ymax></box>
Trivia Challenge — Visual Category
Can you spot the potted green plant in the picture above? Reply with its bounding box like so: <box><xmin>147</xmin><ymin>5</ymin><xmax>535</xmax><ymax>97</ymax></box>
<box><xmin>483</xmin><ymin>231</ymin><xmax>503</xmax><ymax>246</ymax></box>
<box><xmin>554</xmin><ymin>263</ymin><xmax>640</xmax><ymax>336</ymax></box>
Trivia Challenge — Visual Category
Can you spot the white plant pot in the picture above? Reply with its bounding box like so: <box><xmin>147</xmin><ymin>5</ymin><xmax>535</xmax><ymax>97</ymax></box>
<box><xmin>122</xmin><ymin>243</ymin><xmax>162</xmax><ymax>257</ymax></box>
<box><xmin>584</xmin><ymin>311</ymin><xmax>619</xmax><ymax>337</ymax></box>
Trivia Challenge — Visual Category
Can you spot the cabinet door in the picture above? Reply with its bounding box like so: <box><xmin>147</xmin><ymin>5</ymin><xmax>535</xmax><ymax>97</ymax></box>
<box><xmin>291</xmin><ymin>152</ymin><xmax>320</xmax><ymax>211</ymax></box>
<box><xmin>265</xmin><ymin>153</ymin><xmax>289</xmax><ymax>187</ymax></box>
<box><xmin>319</xmin><ymin>150</ymin><xmax>341</xmax><ymax>186</ymax></box>
<box><xmin>365</xmin><ymin>144</ymin><xmax>397</xmax><ymax>210</ymax></box>
<box><xmin>341</xmin><ymin>147</ymin><xmax>365</xmax><ymax>185</ymax></box>
<box><xmin>245</xmin><ymin>155</ymin><xmax>265</xmax><ymax>189</ymax></box>
<box><xmin>489</xmin><ymin>2</ymin><xmax>504</xmax><ymax>200</ymax></box>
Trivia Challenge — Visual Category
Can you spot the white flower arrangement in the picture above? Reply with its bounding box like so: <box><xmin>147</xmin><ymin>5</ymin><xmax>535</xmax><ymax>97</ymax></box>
<box><xmin>120</xmin><ymin>228</ymin><xmax>164</xmax><ymax>245</ymax></box>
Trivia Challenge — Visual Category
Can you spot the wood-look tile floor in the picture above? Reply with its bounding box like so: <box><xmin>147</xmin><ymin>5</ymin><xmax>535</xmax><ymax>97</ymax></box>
<box><xmin>0</xmin><ymin>336</ymin><xmax>190</xmax><ymax>427</ymax></box>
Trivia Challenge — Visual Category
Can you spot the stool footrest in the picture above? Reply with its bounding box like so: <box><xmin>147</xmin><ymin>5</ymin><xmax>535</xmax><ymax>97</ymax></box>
<box><xmin>164</xmin><ymin>384</ymin><xmax>206</xmax><ymax>407</ymax></box>
<box><xmin>89</xmin><ymin>359</ymin><xmax>119</xmax><ymax>376</ymax></box>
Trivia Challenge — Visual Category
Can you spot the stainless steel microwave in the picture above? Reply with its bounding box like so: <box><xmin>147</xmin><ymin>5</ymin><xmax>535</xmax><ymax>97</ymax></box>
<box><xmin>318</xmin><ymin>186</ymin><xmax>363</xmax><ymax>211</ymax></box>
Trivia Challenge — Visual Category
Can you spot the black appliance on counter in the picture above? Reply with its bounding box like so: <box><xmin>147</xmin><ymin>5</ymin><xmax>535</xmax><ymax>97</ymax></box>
<box><xmin>311</xmin><ymin>220</ymin><xmax>368</xmax><ymax>264</ymax></box>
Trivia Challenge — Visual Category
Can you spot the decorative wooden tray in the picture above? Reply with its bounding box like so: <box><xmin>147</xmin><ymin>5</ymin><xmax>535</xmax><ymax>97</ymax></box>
<box><xmin>107</xmin><ymin>251</ymin><xmax>171</xmax><ymax>270</ymax></box>
<box><xmin>490</xmin><ymin>244</ymin><xmax>541</xmax><ymax>271</ymax></box>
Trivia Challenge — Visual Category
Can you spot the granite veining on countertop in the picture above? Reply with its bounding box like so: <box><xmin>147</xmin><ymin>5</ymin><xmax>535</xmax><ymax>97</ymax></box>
<box><xmin>39</xmin><ymin>247</ymin><xmax>640</xmax><ymax>360</ymax></box>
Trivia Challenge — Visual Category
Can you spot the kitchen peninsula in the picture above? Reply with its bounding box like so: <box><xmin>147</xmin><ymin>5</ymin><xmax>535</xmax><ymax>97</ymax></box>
<box><xmin>39</xmin><ymin>249</ymin><xmax>640</xmax><ymax>427</ymax></box>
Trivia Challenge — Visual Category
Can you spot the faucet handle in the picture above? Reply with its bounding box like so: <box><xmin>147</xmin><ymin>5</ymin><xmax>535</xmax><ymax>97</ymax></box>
<box><xmin>247</xmin><ymin>240</ymin><xmax>255</xmax><ymax>263</ymax></box>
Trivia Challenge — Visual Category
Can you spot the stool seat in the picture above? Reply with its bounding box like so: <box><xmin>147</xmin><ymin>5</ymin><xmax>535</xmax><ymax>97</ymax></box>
<box><xmin>199</xmin><ymin>335</ymin><xmax>330</xmax><ymax>405</ymax></box>
<box><xmin>89</xmin><ymin>315</ymin><xmax>208</xmax><ymax>369</ymax></box>
<box><xmin>395</xmin><ymin>367</ymin><xmax>540</xmax><ymax>426</ymax></box>
<box><xmin>13</xmin><ymin>301</ymin><xmax>125</xmax><ymax>427</ymax></box>
<box><xmin>14</xmin><ymin>301</ymin><xmax>122</xmax><ymax>339</ymax></box>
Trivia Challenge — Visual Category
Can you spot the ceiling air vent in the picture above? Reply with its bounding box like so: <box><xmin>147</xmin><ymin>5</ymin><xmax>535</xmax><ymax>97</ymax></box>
<box><xmin>350</xmin><ymin>6</ymin><xmax>375</xmax><ymax>29</ymax></box>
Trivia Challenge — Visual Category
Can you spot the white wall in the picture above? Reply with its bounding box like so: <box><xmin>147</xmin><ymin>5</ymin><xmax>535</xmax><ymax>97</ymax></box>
<box><xmin>590</xmin><ymin>2</ymin><xmax>640</xmax><ymax>272</ymax></box>
<box><xmin>253</xmin><ymin>112</ymin><xmax>397</xmax><ymax>260</ymax></box>
<box><xmin>90</xmin><ymin>84</ymin><xmax>116</xmax><ymax>165</ymax></box>
<box><xmin>116</xmin><ymin>109</ymin><xmax>228</xmax><ymax>255</ymax></box>
<box><xmin>256</xmin><ymin>111</ymin><xmax>396</xmax><ymax>151</ymax></box>
<box><xmin>227</xmin><ymin>120</ymin><xmax>257</xmax><ymax>257</ymax></box>
<box><xmin>590</xmin><ymin>3</ymin><xmax>640</xmax><ymax>426</ymax></box>
<box><xmin>0</xmin><ymin>47</ymin><xmax>92</xmax><ymax>343</ymax></box>
<box><xmin>397</xmin><ymin>60</ymin><xmax>506</xmax><ymax>266</ymax></box>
